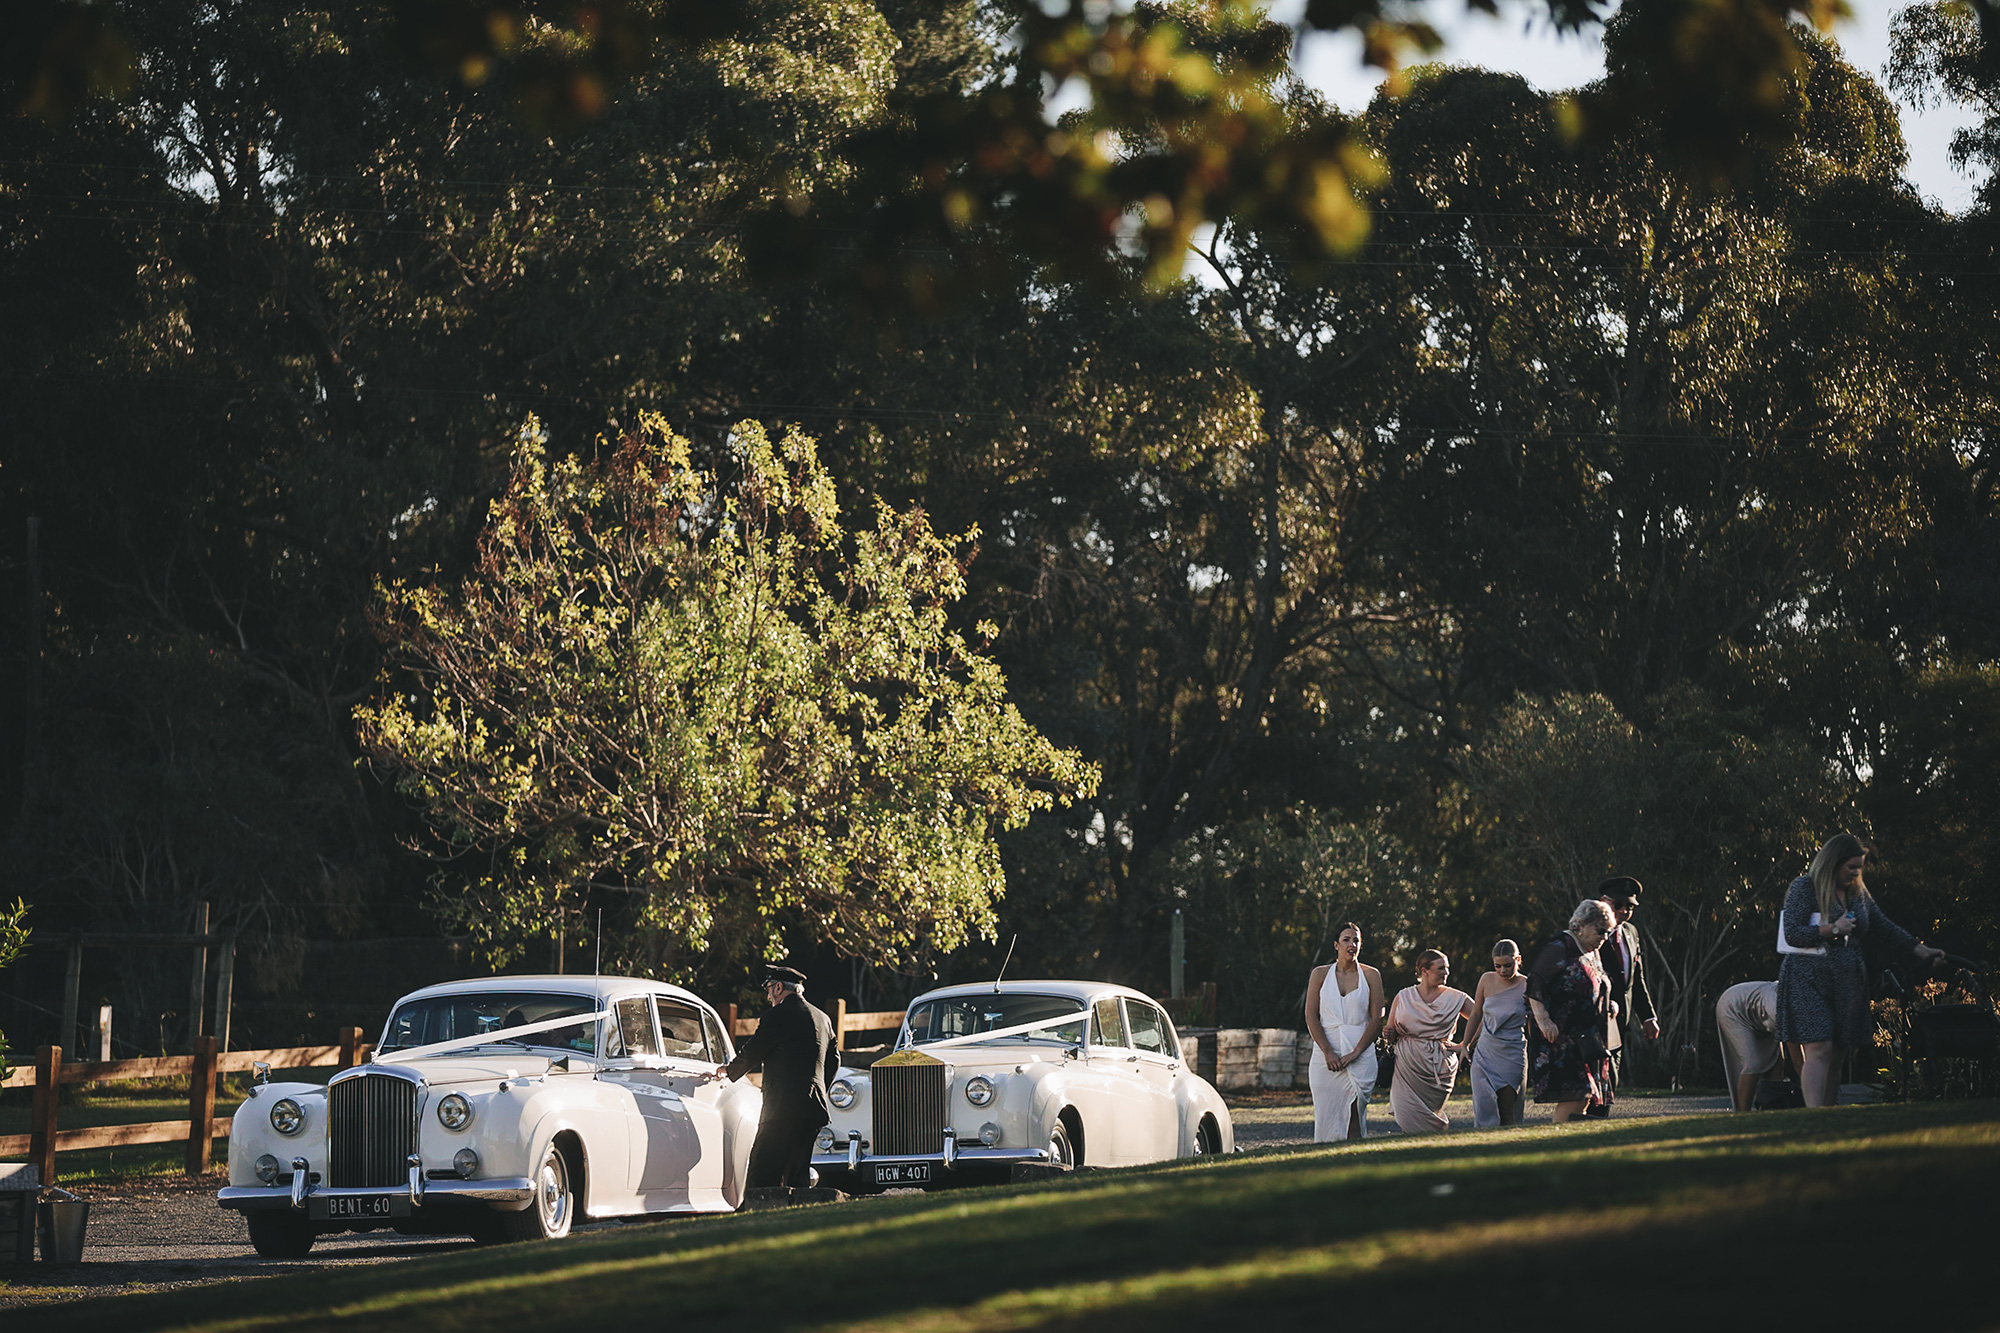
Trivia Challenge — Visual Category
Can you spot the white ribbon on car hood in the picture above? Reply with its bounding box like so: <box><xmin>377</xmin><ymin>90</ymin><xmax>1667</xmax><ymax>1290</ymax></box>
<box><xmin>910</xmin><ymin>1009</ymin><xmax>1092</xmax><ymax>1052</ymax></box>
<box><xmin>376</xmin><ymin>1010</ymin><xmax>613</xmax><ymax>1063</ymax></box>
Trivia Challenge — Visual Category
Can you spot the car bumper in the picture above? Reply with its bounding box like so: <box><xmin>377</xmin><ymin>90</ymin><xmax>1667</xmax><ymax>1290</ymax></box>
<box><xmin>217</xmin><ymin>1179</ymin><xmax>536</xmax><ymax>1212</ymax></box>
<box><xmin>811</xmin><ymin>1146</ymin><xmax>1054</xmax><ymax>1184</ymax></box>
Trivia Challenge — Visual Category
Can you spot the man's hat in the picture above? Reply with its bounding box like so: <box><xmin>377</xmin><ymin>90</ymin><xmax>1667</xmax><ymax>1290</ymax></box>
<box><xmin>764</xmin><ymin>965</ymin><xmax>807</xmax><ymax>987</ymax></box>
<box><xmin>1598</xmin><ymin>876</ymin><xmax>1644</xmax><ymax>904</ymax></box>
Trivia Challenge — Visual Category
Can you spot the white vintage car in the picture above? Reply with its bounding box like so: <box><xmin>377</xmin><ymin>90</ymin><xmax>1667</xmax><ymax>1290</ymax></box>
<box><xmin>812</xmin><ymin>980</ymin><xmax>1232</xmax><ymax>1191</ymax></box>
<box><xmin>217</xmin><ymin>976</ymin><xmax>759</xmax><ymax>1255</ymax></box>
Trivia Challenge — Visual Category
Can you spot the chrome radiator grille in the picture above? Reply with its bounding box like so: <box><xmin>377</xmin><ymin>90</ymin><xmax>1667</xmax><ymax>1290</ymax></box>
<box><xmin>871</xmin><ymin>1060</ymin><xmax>946</xmax><ymax>1156</ymax></box>
<box><xmin>328</xmin><ymin>1074</ymin><xmax>418</xmax><ymax>1188</ymax></box>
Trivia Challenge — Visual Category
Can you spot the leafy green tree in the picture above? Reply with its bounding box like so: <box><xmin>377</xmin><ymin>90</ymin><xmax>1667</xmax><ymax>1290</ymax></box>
<box><xmin>356</xmin><ymin>415</ymin><xmax>1098</xmax><ymax>978</ymax></box>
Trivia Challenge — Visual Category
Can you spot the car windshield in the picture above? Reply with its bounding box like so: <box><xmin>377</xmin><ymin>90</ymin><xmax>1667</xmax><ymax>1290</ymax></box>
<box><xmin>379</xmin><ymin>992</ymin><xmax>600</xmax><ymax>1055</ymax></box>
<box><xmin>901</xmin><ymin>993</ymin><xmax>1087</xmax><ymax>1048</ymax></box>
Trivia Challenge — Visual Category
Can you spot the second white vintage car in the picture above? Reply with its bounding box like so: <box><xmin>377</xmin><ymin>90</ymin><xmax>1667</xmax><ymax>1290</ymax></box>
<box><xmin>217</xmin><ymin>976</ymin><xmax>759</xmax><ymax>1256</ymax></box>
<box><xmin>812</xmin><ymin>980</ymin><xmax>1232</xmax><ymax>1191</ymax></box>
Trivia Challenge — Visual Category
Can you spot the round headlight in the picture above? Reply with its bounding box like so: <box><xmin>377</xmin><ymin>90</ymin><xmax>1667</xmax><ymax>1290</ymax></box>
<box><xmin>453</xmin><ymin>1147</ymin><xmax>481</xmax><ymax>1179</ymax></box>
<box><xmin>964</xmin><ymin>1075</ymin><xmax>995</xmax><ymax>1107</ymax></box>
<box><xmin>437</xmin><ymin>1093</ymin><xmax>473</xmax><ymax>1131</ymax></box>
<box><xmin>828</xmin><ymin>1078</ymin><xmax>856</xmax><ymax>1110</ymax></box>
<box><xmin>269</xmin><ymin>1098</ymin><xmax>305</xmax><ymax>1136</ymax></box>
<box><xmin>254</xmin><ymin>1153</ymin><xmax>280</xmax><ymax>1184</ymax></box>
<box><xmin>815</xmin><ymin>1126</ymin><xmax>837</xmax><ymax>1154</ymax></box>
<box><xmin>979</xmin><ymin>1121</ymin><xmax>1004</xmax><ymax>1147</ymax></box>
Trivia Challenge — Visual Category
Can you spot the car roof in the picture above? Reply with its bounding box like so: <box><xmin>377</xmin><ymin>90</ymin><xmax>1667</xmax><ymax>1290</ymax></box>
<box><xmin>390</xmin><ymin>974</ymin><xmax>716</xmax><ymax>1012</ymax></box>
<box><xmin>907</xmin><ymin>979</ymin><xmax>1165</xmax><ymax>1008</ymax></box>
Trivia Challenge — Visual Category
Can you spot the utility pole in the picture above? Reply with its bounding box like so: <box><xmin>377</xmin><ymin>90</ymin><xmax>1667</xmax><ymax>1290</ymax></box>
<box><xmin>1170</xmin><ymin>908</ymin><xmax>1185</xmax><ymax>999</ymax></box>
<box><xmin>22</xmin><ymin>516</ymin><xmax>41</xmax><ymax>820</ymax></box>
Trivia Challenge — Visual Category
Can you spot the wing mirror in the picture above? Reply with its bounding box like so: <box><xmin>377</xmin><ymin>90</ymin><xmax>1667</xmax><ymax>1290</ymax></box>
<box><xmin>253</xmin><ymin>1061</ymin><xmax>271</xmax><ymax>1086</ymax></box>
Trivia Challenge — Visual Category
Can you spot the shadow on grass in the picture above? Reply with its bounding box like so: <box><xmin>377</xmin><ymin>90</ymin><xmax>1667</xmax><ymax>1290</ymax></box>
<box><xmin>52</xmin><ymin>1101</ymin><xmax>2000</xmax><ymax>1333</ymax></box>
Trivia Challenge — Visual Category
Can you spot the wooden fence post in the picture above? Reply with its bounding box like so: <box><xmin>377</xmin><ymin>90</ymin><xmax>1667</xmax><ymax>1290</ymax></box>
<box><xmin>187</xmin><ymin>1035</ymin><xmax>219</xmax><ymax>1176</ymax></box>
<box><xmin>724</xmin><ymin>1003</ymin><xmax>738</xmax><ymax>1034</ymax></box>
<box><xmin>29</xmin><ymin>1046</ymin><xmax>60</xmax><ymax>1186</ymax></box>
<box><xmin>834</xmin><ymin>999</ymin><xmax>848</xmax><ymax>1046</ymax></box>
<box><xmin>337</xmin><ymin>1026</ymin><xmax>362</xmax><ymax>1071</ymax></box>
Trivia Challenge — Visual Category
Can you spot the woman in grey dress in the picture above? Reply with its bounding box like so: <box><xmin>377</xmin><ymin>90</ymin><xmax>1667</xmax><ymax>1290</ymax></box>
<box><xmin>1776</xmin><ymin>833</ymin><xmax>1944</xmax><ymax>1106</ymax></box>
<box><xmin>1462</xmin><ymin>939</ymin><xmax>1529</xmax><ymax>1127</ymax></box>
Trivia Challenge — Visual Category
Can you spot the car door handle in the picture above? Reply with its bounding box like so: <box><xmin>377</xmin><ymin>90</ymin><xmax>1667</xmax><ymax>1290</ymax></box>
<box><xmin>1125</xmin><ymin>1055</ymin><xmax>1138</xmax><ymax>1062</ymax></box>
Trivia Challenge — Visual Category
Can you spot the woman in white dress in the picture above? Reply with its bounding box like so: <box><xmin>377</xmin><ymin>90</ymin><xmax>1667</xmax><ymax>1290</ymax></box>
<box><xmin>1304</xmin><ymin>922</ymin><xmax>1386</xmax><ymax>1142</ymax></box>
<box><xmin>1384</xmin><ymin>950</ymin><xmax>1476</xmax><ymax>1134</ymax></box>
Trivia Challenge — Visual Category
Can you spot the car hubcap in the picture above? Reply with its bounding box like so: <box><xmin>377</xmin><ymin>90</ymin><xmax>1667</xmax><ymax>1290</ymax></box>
<box><xmin>539</xmin><ymin>1152</ymin><xmax>569</xmax><ymax>1231</ymax></box>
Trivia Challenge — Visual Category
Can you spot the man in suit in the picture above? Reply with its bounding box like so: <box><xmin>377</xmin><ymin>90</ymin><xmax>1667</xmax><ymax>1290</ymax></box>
<box><xmin>714</xmin><ymin>965</ymin><xmax>840</xmax><ymax>1191</ymax></box>
<box><xmin>1592</xmin><ymin>876</ymin><xmax>1658</xmax><ymax>1115</ymax></box>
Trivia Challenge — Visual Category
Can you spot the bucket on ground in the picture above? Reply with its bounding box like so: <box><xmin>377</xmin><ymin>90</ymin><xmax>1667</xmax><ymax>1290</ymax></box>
<box><xmin>37</xmin><ymin>1189</ymin><xmax>88</xmax><ymax>1264</ymax></box>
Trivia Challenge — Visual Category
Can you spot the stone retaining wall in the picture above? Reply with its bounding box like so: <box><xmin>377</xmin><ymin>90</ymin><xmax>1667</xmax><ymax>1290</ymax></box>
<box><xmin>1180</xmin><ymin>1028</ymin><xmax>1319</xmax><ymax>1091</ymax></box>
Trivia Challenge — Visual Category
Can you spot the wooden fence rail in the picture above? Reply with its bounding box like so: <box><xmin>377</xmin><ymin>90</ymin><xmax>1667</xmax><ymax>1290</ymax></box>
<box><xmin>0</xmin><ymin>1028</ymin><xmax>376</xmax><ymax>1184</ymax></box>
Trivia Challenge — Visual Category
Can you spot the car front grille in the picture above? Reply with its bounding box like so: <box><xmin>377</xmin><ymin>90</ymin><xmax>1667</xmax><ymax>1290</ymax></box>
<box><xmin>328</xmin><ymin>1073</ymin><xmax>418</xmax><ymax>1187</ymax></box>
<box><xmin>871</xmin><ymin>1058</ymin><xmax>947</xmax><ymax>1156</ymax></box>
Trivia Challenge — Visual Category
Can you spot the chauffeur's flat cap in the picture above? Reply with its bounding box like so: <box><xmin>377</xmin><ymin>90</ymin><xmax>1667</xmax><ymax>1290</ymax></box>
<box><xmin>1597</xmin><ymin>876</ymin><xmax>1644</xmax><ymax>903</ymax></box>
<box><xmin>765</xmin><ymin>965</ymin><xmax>808</xmax><ymax>986</ymax></box>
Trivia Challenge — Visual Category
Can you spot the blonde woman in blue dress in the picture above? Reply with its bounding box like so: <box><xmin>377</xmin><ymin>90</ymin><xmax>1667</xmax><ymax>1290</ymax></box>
<box><xmin>1461</xmin><ymin>939</ymin><xmax>1530</xmax><ymax>1127</ymax></box>
<box><xmin>1304</xmin><ymin>922</ymin><xmax>1386</xmax><ymax>1141</ymax></box>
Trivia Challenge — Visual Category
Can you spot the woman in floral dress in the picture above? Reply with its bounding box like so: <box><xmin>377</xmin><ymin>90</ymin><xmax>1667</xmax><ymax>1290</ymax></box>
<box><xmin>1526</xmin><ymin>899</ymin><xmax>1616</xmax><ymax>1123</ymax></box>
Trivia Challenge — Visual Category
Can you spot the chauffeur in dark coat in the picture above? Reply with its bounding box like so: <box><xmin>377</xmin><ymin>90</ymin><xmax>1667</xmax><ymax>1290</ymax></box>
<box><xmin>715</xmin><ymin>965</ymin><xmax>840</xmax><ymax>1190</ymax></box>
<box><xmin>1593</xmin><ymin>876</ymin><xmax>1658</xmax><ymax>1115</ymax></box>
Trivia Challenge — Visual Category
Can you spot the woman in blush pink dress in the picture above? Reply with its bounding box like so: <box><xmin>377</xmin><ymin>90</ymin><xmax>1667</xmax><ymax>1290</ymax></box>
<box><xmin>1383</xmin><ymin>950</ymin><xmax>1475</xmax><ymax>1134</ymax></box>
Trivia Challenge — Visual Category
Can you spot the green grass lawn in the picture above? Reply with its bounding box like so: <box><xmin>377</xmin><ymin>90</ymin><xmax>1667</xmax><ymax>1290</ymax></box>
<box><xmin>38</xmin><ymin>1099</ymin><xmax>2000</xmax><ymax>1332</ymax></box>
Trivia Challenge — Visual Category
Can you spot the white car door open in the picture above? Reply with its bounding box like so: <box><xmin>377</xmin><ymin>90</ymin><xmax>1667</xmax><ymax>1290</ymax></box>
<box><xmin>602</xmin><ymin>996</ymin><xmax>703</xmax><ymax>1203</ymax></box>
<box><xmin>643</xmin><ymin>998</ymin><xmax>728</xmax><ymax>1204</ymax></box>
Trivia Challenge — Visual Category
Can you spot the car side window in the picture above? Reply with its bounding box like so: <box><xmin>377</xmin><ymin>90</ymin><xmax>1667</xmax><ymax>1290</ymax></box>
<box><xmin>612</xmin><ymin>997</ymin><xmax>661</xmax><ymax>1059</ymax></box>
<box><xmin>658</xmin><ymin>999</ymin><xmax>711</xmax><ymax>1060</ymax></box>
<box><xmin>1091</xmin><ymin>997</ymin><xmax>1128</xmax><ymax>1047</ymax></box>
<box><xmin>701</xmin><ymin>1007</ymin><xmax>732</xmax><ymax>1062</ymax></box>
<box><xmin>1126</xmin><ymin>1001</ymin><xmax>1170</xmax><ymax>1056</ymax></box>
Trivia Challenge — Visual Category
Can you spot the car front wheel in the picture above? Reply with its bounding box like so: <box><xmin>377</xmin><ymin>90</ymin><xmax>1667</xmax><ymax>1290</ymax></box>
<box><xmin>246</xmin><ymin>1210</ymin><xmax>318</xmax><ymax>1258</ymax></box>
<box><xmin>499</xmin><ymin>1142</ymin><xmax>577</xmax><ymax>1242</ymax></box>
<box><xmin>1047</xmin><ymin>1118</ymin><xmax>1077</xmax><ymax>1170</ymax></box>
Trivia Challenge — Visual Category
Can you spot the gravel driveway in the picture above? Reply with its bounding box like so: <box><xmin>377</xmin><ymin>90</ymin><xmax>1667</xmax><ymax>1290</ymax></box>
<box><xmin>0</xmin><ymin>1173</ymin><xmax>477</xmax><ymax>1309</ymax></box>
